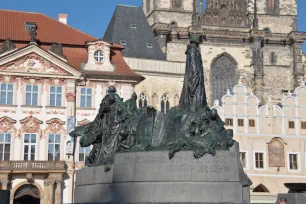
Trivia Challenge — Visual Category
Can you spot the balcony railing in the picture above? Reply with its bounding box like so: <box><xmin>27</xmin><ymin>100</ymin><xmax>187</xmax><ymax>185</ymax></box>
<box><xmin>0</xmin><ymin>161</ymin><xmax>65</xmax><ymax>172</ymax></box>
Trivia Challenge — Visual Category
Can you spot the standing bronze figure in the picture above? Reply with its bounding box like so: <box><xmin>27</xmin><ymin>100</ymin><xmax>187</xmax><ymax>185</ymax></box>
<box><xmin>179</xmin><ymin>33</ymin><xmax>207</xmax><ymax>112</ymax></box>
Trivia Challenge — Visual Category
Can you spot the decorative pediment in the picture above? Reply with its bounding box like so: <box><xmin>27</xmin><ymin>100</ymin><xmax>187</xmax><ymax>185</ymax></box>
<box><xmin>77</xmin><ymin>119</ymin><xmax>90</xmax><ymax>127</ymax></box>
<box><xmin>20</xmin><ymin>116</ymin><xmax>43</xmax><ymax>133</ymax></box>
<box><xmin>0</xmin><ymin>53</ymin><xmax>70</xmax><ymax>75</ymax></box>
<box><xmin>0</xmin><ymin>44</ymin><xmax>82</xmax><ymax>77</ymax></box>
<box><xmin>0</xmin><ymin>116</ymin><xmax>17</xmax><ymax>132</ymax></box>
<box><xmin>45</xmin><ymin>118</ymin><xmax>66</xmax><ymax>133</ymax></box>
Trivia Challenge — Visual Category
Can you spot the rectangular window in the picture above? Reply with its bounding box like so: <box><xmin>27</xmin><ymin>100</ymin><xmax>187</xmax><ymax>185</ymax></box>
<box><xmin>238</xmin><ymin>119</ymin><xmax>244</xmax><ymax>127</ymax></box>
<box><xmin>25</xmin><ymin>85</ymin><xmax>38</xmax><ymax>106</ymax></box>
<box><xmin>0</xmin><ymin>133</ymin><xmax>11</xmax><ymax>161</ymax></box>
<box><xmin>50</xmin><ymin>86</ymin><xmax>62</xmax><ymax>106</ymax></box>
<box><xmin>79</xmin><ymin>144</ymin><xmax>91</xmax><ymax>162</ymax></box>
<box><xmin>255</xmin><ymin>152</ymin><xmax>264</xmax><ymax>169</ymax></box>
<box><xmin>120</xmin><ymin>40</ymin><xmax>127</xmax><ymax>46</ymax></box>
<box><xmin>289</xmin><ymin>154</ymin><xmax>298</xmax><ymax>170</ymax></box>
<box><xmin>249</xmin><ymin>119</ymin><xmax>255</xmax><ymax>127</ymax></box>
<box><xmin>80</xmin><ymin>88</ymin><xmax>92</xmax><ymax>108</ymax></box>
<box><xmin>301</xmin><ymin>122</ymin><xmax>306</xmax><ymax>129</ymax></box>
<box><xmin>23</xmin><ymin>134</ymin><xmax>36</xmax><ymax>161</ymax></box>
<box><xmin>240</xmin><ymin>152</ymin><xmax>246</xmax><ymax>168</ymax></box>
<box><xmin>48</xmin><ymin>134</ymin><xmax>61</xmax><ymax>161</ymax></box>
<box><xmin>0</xmin><ymin>84</ymin><xmax>13</xmax><ymax>105</ymax></box>
<box><xmin>130</xmin><ymin>24</ymin><xmax>137</xmax><ymax>29</ymax></box>
<box><xmin>289</xmin><ymin>121</ymin><xmax>295</xmax><ymax>129</ymax></box>
<box><xmin>225</xmin><ymin>118</ymin><xmax>233</xmax><ymax>126</ymax></box>
<box><xmin>25</xmin><ymin>22</ymin><xmax>36</xmax><ymax>31</ymax></box>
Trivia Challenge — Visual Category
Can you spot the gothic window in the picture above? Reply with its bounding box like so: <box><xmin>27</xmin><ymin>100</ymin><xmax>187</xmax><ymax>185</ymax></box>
<box><xmin>146</xmin><ymin>0</ymin><xmax>151</xmax><ymax>13</ymax></box>
<box><xmin>161</xmin><ymin>93</ymin><xmax>170</xmax><ymax>114</ymax></box>
<box><xmin>211</xmin><ymin>54</ymin><xmax>237</xmax><ymax>104</ymax></box>
<box><xmin>139</xmin><ymin>93</ymin><xmax>148</xmax><ymax>108</ymax></box>
<box><xmin>270</xmin><ymin>52</ymin><xmax>277</xmax><ymax>65</ymax></box>
<box><xmin>172</xmin><ymin>0</ymin><xmax>182</xmax><ymax>8</ymax></box>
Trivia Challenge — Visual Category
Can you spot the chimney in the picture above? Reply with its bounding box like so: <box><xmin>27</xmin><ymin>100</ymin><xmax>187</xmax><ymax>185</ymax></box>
<box><xmin>58</xmin><ymin>14</ymin><xmax>68</xmax><ymax>25</ymax></box>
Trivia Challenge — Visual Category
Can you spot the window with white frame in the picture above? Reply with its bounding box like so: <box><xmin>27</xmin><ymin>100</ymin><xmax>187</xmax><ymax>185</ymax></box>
<box><xmin>289</xmin><ymin>153</ymin><xmax>299</xmax><ymax>170</ymax></box>
<box><xmin>0</xmin><ymin>84</ymin><xmax>13</xmax><ymax>105</ymax></box>
<box><xmin>25</xmin><ymin>85</ymin><xmax>38</xmax><ymax>106</ymax></box>
<box><xmin>240</xmin><ymin>152</ymin><xmax>247</xmax><ymax>169</ymax></box>
<box><xmin>255</xmin><ymin>152</ymin><xmax>265</xmax><ymax>169</ymax></box>
<box><xmin>23</xmin><ymin>134</ymin><xmax>36</xmax><ymax>161</ymax></box>
<box><xmin>50</xmin><ymin>86</ymin><xmax>62</xmax><ymax>107</ymax></box>
<box><xmin>79</xmin><ymin>143</ymin><xmax>91</xmax><ymax>162</ymax></box>
<box><xmin>48</xmin><ymin>134</ymin><xmax>61</xmax><ymax>161</ymax></box>
<box><xmin>80</xmin><ymin>88</ymin><xmax>92</xmax><ymax>108</ymax></box>
<box><xmin>0</xmin><ymin>133</ymin><xmax>11</xmax><ymax>161</ymax></box>
<box><xmin>94</xmin><ymin>50</ymin><xmax>104</xmax><ymax>62</ymax></box>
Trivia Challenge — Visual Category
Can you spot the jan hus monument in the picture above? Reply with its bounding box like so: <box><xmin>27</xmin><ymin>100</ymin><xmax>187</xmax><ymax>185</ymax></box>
<box><xmin>72</xmin><ymin>33</ymin><xmax>252</xmax><ymax>204</ymax></box>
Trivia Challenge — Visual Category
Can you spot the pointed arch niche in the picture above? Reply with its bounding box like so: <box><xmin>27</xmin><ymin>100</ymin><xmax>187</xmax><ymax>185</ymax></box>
<box><xmin>253</xmin><ymin>184</ymin><xmax>270</xmax><ymax>193</ymax></box>
<box><xmin>210</xmin><ymin>53</ymin><xmax>237</xmax><ymax>104</ymax></box>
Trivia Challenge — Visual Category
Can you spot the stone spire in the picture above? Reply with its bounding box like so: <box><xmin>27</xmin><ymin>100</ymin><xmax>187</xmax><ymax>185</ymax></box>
<box><xmin>192</xmin><ymin>0</ymin><xmax>198</xmax><ymax>26</ymax></box>
<box><xmin>253</xmin><ymin>0</ymin><xmax>259</xmax><ymax>29</ymax></box>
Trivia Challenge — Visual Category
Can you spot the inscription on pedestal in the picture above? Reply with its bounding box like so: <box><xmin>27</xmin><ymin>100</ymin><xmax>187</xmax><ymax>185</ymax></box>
<box><xmin>114</xmin><ymin>151</ymin><xmax>238</xmax><ymax>182</ymax></box>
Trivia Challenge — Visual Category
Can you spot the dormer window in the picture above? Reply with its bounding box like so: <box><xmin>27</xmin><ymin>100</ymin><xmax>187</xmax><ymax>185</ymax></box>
<box><xmin>120</xmin><ymin>40</ymin><xmax>127</xmax><ymax>46</ymax></box>
<box><xmin>94</xmin><ymin>50</ymin><xmax>104</xmax><ymax>62</ymax></box>
<box><xmin>130</xmin><ymin>24</ymin><xmax>137</xmax><ymax>29</ymax></box>
<box><xmin>25</xmin><ymin>22</ymin><xmax>37</xmax><ymax>31</ymax></box>
<box><xmin>146</xmin><ymin>43</ymin><xmax>153</xmax><ymax>48</ymax></box>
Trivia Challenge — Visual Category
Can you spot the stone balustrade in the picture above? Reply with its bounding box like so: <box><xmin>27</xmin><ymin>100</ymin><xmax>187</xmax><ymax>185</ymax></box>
<box><xmin>0</xmin><ymin>161</ymin><xmax>65</xmax><ymax>172</ymax></box>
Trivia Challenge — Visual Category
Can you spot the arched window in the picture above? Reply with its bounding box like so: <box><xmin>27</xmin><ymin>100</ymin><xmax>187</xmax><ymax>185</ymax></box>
<box><xmin>174</xmin><ymin>94</ymin><xmax>179</xmax><ymax>106</ymax></box>
<box><xmin>172</xmin><ymin>0</ymin><xmax>182</xmax><ymax>8</ymax></box>
<box><xmin>138</xmin><ymin>93</ymin><xmax>148</xmax><ymax>108</ymax></box>
<box><xmin>152</xmin><ymin>93</ymin><xmax>158</xmax><ymax>109</ymax></box>
<box><xmin>253</xmin><ymin>184</ymin><xmax>270</xmax><ymax>193</ymax></box>
<box><xmin>211</xmin><ymin>54</ymin><xmax>237</xmax><ymax>103</ymax></box>
<box><xmin>146</xmin><ymin>0</ymin><xmax>151</xmax><ymax>13</ymax></box>
<box><xmin>161</xmin><ymin>93</ymin><xmax>170</xmax><ymax>113</ymax></box>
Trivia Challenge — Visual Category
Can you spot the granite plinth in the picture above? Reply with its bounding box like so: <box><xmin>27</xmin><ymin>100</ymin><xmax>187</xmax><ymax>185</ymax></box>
<box><xmin>74</xmin><ymin>151</ymin><xmax>251</xmax><ymax>204</ymax></box>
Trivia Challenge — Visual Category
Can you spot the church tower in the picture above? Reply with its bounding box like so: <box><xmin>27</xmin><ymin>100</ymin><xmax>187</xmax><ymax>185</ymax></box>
<box><xmin>142</xmin><ymin>0</ymin><xmax>195</xmax><ymax>53</ymax></box>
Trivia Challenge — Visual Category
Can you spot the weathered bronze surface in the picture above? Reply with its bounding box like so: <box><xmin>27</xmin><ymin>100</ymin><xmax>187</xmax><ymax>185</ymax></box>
<box><xmin>70</xmin><ymin>33</ymin><xmax>235</xmax><ymax>171</ymax></box>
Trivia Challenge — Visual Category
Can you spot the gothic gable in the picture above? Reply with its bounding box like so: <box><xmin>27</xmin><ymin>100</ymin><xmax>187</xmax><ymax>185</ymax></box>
<box><xmin>200</xmin><ymin>0</ymin><xmax>248</xmax><ymax>28</ymax></box>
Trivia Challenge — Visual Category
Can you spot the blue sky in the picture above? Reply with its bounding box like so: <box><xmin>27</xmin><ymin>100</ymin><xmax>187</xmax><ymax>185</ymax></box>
<box><xmin>1</xmin><ymin>0</ymin><xmax>306</xmax><ymax>50</ymax></box>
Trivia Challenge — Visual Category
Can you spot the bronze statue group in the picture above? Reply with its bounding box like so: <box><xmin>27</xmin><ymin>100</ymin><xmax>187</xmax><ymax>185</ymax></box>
<box><xmin>70</xmin><ymin>33</ymin><xmax>235</xmax><ymax>171</ymax></box>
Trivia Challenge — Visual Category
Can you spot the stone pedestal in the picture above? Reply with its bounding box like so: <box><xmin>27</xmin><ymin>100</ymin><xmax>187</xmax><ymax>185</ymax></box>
<box><xmin>75</xmin><ymin>151</ymin><xmax>251</xmax><ymax>204</ymax></box>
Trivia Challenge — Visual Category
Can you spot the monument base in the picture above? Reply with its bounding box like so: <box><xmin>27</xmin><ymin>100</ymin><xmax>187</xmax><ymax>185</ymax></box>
<box><xmin>74</xmin><ymin>150</ymin><xmax>251</xmax><ymax>204</ymax></box>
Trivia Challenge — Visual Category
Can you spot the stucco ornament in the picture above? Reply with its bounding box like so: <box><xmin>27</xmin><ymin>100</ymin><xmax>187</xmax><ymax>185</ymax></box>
<box><xmin>20</xmin><ymin>116</ymin><xmax>43</xmax><ymax>133</ymax></box>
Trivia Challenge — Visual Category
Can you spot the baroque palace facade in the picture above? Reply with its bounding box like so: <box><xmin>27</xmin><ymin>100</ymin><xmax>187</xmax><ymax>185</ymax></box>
<box><xmin>0</xmin><ymin>0</ymin><xmax>306</xmax><ymax>204</ymax></box>
<box><xmin>0</xmin><ymin>10</ymin><xmax>143</xmax><ymax>204</ymax></box>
